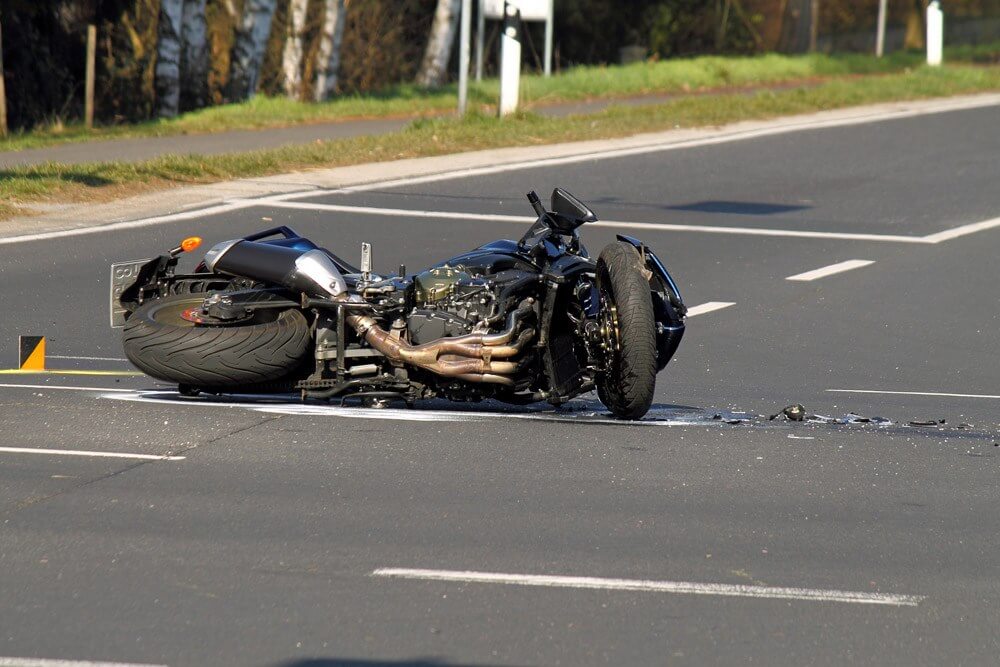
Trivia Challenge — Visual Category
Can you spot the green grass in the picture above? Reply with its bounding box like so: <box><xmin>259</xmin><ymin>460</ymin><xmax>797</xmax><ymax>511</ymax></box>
<box><xmin>3</xmin><ymin>42</ymin><xmax>999</xmax><ymax>153</ymax></box>
<box><xmin>2</xmin><ymin>63</ymin><xmax>998</xmax><ymax>218</ymax></box>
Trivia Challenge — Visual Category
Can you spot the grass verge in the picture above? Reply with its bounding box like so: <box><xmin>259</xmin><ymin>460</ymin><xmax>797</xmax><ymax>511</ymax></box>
<box><xmin>3</xmin><ymin>43</ymin><xmax>999</xmax><ymax>152</ymax></box>
<box><xmin>2</xmin><ymin>63</ymin><xmax>998</xmax><ymax>220</ymax></box>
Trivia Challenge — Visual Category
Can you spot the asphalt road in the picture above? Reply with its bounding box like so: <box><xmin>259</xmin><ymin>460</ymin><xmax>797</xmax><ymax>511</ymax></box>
<box><xmin>0</xmin><ymin>103</ymin><xmax>998</xmax><ymax>667</ymax></box>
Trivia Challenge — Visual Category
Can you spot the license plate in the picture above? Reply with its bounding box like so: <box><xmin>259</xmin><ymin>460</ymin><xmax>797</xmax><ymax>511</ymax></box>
<box><xmin>109</xmin><ymin>258</ymin><xmax>153</xmax><ymax>328</ymax></box>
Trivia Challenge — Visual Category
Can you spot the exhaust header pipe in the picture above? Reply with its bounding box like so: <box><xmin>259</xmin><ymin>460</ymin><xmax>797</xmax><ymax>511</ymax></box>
<box><xmin>205</xmin><ymin>240</ymin><xmax>347</xmax><ymax>297</ymax></box>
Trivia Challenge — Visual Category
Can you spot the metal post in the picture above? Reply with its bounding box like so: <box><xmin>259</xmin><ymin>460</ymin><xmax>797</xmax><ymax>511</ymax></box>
<box><xmin>85</xmin><ymin>24</ymin><xmax>96</xmax><ymax>129</ymax></box>
<box><xmin>476</xmin><ymin>0</ymin><xmax>486</xmax><ymax>81</ymax></box>
<box><xmin>875</xmin><ymin>0</ymin><xmax>888</xmax><ymax>57</ymax></box>
<box><xmin>498</xmin><ymin>2</ymin><xmax>521</xmax><ymax>117</ymax></box>
<box><xmin>543</xmin><ymin>0</ymin><xmax>553</xmax><ymax>76</ymax></box>
<box><xmin>459</xmin><ymin>0</ymin><xmax>471</xmax><ymax>115</ymax></box>
<box><xmin>927</xmin><ymin>0</ymin><xmax>943</xmax><ymax>66</ymax></box>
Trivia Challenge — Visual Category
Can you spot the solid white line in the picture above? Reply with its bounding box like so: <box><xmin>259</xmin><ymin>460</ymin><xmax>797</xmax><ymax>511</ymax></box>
<box><xmin>921</xmin><ymin>215</ymin><xmax>1000</xmax><ymax>243</ymax></box>
<box><xmin>0</xmin><ymin>201</ymin><xmax>254</xmax><ymax>246</ymax></box>
<box><xmin>827</xmin><ymin>389</ymin><xmax>1000</xmax><ymax>400</ymax></box>
<box><xmin>0</xmin><ymin>383</ymin><xmax>135</xmax><ymax>393</ymax></box>
<box><xmin>261</xmin><ymin>201</ymin><xmax>929</xmax><ymax>243</ymax></box>
<box><xmin>685</xmin><ymin>301</ymin><xmax>736</xmax><ymax>317</ymax></box>
<box><xmin>47</xmin><ymin>355</ymin><xmax>129</xmax><ymax>362</ymax></box>
<box><xmin>0</xmin><ymin>446</ymin><xmax>184</xmax><ymax>462</ymax></box>
<box><xmin>371</xmin><ymin>568</ymin><xmax>925</xmax><ymax>607</ymax></box>
<box><xmin>786</xmin><ymin>259</ymin><xmax>874</xmax><ymax>281</ymax></box>
<box><xmin>0</xmin><ymin>659</ymin><xmax>167</xmax><ymax>667</ymax></box>
<box><xmin>261</xmin><ymin>94</ymin><xmax>1000</xmax><ymax>205</ymax></box>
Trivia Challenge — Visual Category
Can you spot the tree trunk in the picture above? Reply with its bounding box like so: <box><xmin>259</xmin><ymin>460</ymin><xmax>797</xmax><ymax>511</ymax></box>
<box><xmin>180</xmin><ymin>0</ymin><xmax>209</xmax><ymax>110</ymax></box>
<box><xmin>417</xmin><ymin>0</ymin><xmax>461</xmax><ymax>88</ymax></box>
<box><xmin>0</xmin><ymin>14</ymin><xmax>7</xmax><ymax>137</ymax></box>
<box><xmin>283</xmin><ymin>0</ymin><xmax>309</xmax><ymax>98</ymax></box>
<box><xmin>314</xmin><ymin>0</ymin><xmax>347</xmax><ymax>102</ymax></box>
<box><xmin>904</xmin><ymin>0</ymin><xmax>925</xmax><ymax>50</ymax></box>
<box><xmin>155</xmin><ymin>0</ymin><xmax>184</xmax><ymax>118</ymax></box>
<box><xmin>228</xmin><ymin>0</ymin><xmax>278</xmax><ymax>101</ymax></box>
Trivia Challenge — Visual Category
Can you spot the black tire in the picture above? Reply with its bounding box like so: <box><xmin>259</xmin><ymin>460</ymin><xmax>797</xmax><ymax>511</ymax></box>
<box><xmin>595</xmin><ymin>242</ymin><xmax>657</xmax><ymax>419</ymax></box>
<box><xmin>123</xmin><ymin>293</ymin><xmax>310</xmax><ymax>387</ymax></box>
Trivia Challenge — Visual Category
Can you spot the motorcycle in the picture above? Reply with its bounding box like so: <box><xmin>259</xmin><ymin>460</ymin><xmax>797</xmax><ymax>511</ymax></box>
<box><xmin>111</xmin><ymin>189</ymin><xmax>686</xmax><ymax>419</ymax></box>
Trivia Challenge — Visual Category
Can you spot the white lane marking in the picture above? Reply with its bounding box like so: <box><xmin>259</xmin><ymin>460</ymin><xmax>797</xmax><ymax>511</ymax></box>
<box><xmin>0</xmin><ymin>383</ymin><xmax>135</xmax><ymax>393</ymax></box>
<box><xmin>4</xmin><ymin>95</ymin><xmax>996</xmax><ymax>247</ymax></box>
<box><xmin>828</xmin><ymin>389</ymin><xmax>1000</xmax><ymax>400</ymax></box>
<box><xmin>922</xmin><ymin>215</ymin><xmax>1000</xmax><ymax>243</ymax></box>
<box><xmin>786</xmin><ymin>259</ymin><xmax>874</xmax><ymax>281</ymax></box>
<box><xmin>685</xmin><ymin>301</ymin><xmax>736</xmax><ymax>317</ymax></box>
<box><xmin>260</xmin><ymin>93</ymin><xmax>1000</xmax><ymax>205</ymax></box>
<box><xmin>0</xmin><ymin>659</ymin><xmax>167</xmax><ymax>667</ymax></box>
<box><xmin>47</xmin><ymin>355</ymin><xmax>129</xmax><ymax>362</ymax></box>
<box><xmin>0</xmin><ymin>201</ymin><xmax>254</xmax><ymax>246</ymax></box>
<box><xmin>101</xmin><ymin>391</ymin><xmax>717</xmax><ymax>427</ymax></box>
<box><xmin>260</xmin><ymin>201</ymin><xmax>930</xmax><ymax>244</ymax></box>
<box><xmin>371</xmin><ymin>568</ymin><xmax>925</xmax><ymax>607</ymax></box>
<box><xmin>0</xmin><ymin>447</ymin><xmax>184</xmax><ymax>462</ymax></box>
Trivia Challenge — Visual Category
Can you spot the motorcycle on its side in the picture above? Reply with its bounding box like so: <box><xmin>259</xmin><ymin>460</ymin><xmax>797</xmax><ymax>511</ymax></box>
<box><xmin>111</xmin><ymin>189</ymin><xmax>686</xmax><ymax>419</ymax></box>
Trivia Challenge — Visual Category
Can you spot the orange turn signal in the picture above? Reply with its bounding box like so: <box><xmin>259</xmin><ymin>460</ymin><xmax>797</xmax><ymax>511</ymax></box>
<box><xmin>180</xmin><ymin>236</ymin><xmax>203</xmax><ymax>253</ymax></box>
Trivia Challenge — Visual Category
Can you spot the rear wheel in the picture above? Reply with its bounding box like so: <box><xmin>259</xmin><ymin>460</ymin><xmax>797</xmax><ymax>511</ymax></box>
<box><xmin>123</xmin><ymin>293</ymin><xmax>310</xmax><ymax>388</ymax></box>
<box><xmin>595</xmin><ymin>242</ymin><xmax>657</xmax><ymax>419</ymax></box>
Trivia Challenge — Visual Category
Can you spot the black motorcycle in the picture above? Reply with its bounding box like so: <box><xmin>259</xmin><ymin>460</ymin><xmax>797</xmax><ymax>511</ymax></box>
<box><xmin>111</xmin><ymin>189</ymin><xmax>686</xmax><ymax>419</ymax></box>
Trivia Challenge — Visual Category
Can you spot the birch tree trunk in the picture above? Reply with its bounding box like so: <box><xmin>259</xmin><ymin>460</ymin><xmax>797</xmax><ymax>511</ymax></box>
<box><xmin>180</xmin><ymin>0</ymin><xmax>209</xmax><ymax>110</ymax></box>
<box><xmin>416</xmin><ymin>0</ymin><xmax>461</xmax><ymax>88</ymax></box>
<box><xmin>282</xmin><ymin>0</ymin><xmax>310</xmax><ymax>98</ymax></box>
<box><xmin>314</xmin><ymin>0</ymin><xmax>347</xmax><ymax>102</ymax></box>
<box><xmin>155</xmin><ymin>0</ymin><xmax>184</xmax><ymax>117</ymax></box>
<box><xmin>228</xmin><ymin>0</ymin><xmax>278</xmax><ymax>101</ymax></box>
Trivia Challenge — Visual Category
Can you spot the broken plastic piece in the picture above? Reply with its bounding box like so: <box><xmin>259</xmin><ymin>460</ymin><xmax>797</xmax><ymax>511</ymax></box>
<box><xmin>770</xmin><ymin>404</ymin><xmax>806</xmax><ymax>421</ymax></box>
<box><xmin>908</xmin><ymin>419</ymin><xmax>946</xmax><ymax>427</ymax></box>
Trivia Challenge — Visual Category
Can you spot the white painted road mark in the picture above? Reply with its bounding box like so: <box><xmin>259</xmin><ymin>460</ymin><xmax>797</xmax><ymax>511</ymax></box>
<box><xmin>786</xmin><ymin>259</ymin><xmax>875</xmax><ymax>282</ymax></box>
<box><xmin>0</xmin><ymin>659</ymin><xmax>167</xmax><ymax>667</ymax></box>
<box><xmin>47</xmin><ymin>355</ymin><xmax>129</xmax><ymax>362</ymax></box>
<box><xmin>922</xmin><ymin>215</ymin><xmax>1000</xmax><ymax>243</ymax></box>
<box><xmin>0</xmin><ymin>447</ymin><xmax>184</xmax><ymax>462</ymax></box>
<box><xmin>260</xmin><ymin>201</ymin><xmax>930</xmax><ymax>244</ymax></box>
<box><xmin>0</xmin><ymin>201</ymin><xmax>255</xmax><ymax>246</ymax></box>
<box><xmin>0</xmin><ymin>383</ymin><xmax>135</xmax><ymax>393</ymax></box>
<box><xmin>828</xmin><ymin>389</ymin><xmax>1000</xmax><ymax>400</ymax></box>
<box><xmin>685</xmin><ymin>302</ymin><xmax>736</xmax><ymax>317</ymax></box>
<box><xmin>371</xmin><ymin>568</ymin><xmax>925</xmax><ymax>607</ymax></box>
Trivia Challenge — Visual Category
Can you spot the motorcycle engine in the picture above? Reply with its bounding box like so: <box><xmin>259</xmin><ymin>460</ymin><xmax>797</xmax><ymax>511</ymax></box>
<box><xmin>407</xmin><ymin>265</ymin><xmax>496</xmax><ymax>344</ymax></box>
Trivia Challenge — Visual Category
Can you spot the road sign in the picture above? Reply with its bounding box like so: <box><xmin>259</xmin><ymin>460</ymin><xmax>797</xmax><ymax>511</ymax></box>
<box><xmin>483</xmin><ymin>0</ymin><xmax>549</xmax><ymax>21</ymax></box>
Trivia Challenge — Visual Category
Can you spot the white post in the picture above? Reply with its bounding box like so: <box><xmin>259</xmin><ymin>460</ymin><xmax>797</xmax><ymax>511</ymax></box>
<box><xmin>875</xmin><ymin>0</ymin><xmax>888</xmax><ymax>57</ymax></box>
<box><xmin>926</xmin><ymin>0</ymin><xmax>943</xmax><ymax>66</ymax></box>
<box><xmin>498</xmin><ymin>3</ymin><xmax>521</xmax><ymax>116</ymax></box>
<box><xmin>543</xmin><ymin>0</ymin><xmax>553</xmax><ymax>76</ymax></box>
<box><xmin>476</xmin><ymin>0</ymin><xmax>485</xmax><ymax>81</ymax></box>
<box><xmin>459</xmin><ymin>0</ymin><xmax>471</xmax><ymax>114</ymax></box>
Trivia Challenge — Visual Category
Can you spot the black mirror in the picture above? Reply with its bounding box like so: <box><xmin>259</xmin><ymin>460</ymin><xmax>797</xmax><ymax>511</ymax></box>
<box><xmin>549</xmin><ymin>188</ymin><xmax>597</xmax><ymax>232</ymax></box>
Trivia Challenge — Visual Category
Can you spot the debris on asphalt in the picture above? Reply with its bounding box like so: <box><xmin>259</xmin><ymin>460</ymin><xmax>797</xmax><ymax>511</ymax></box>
<box><xmin>711</xmin><ymin>410</ymin><xmax>755</xmax><ymax>425</ymax></box>
<box><xmin>908</xmin><ymin>419</ymin><xmax>946</xmax><ymax>427</ymax></box>
<box><xmin>770</xmin><ymin>404</ymin><xmax>806</xmax><ymax>421</ymax></box>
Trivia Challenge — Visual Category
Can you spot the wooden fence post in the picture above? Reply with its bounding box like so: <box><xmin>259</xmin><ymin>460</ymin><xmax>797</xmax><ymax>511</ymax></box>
<box><xmin>85</xmin><ymin>24</ymin><xmax>96</xmax><ymax>129</ymax></box>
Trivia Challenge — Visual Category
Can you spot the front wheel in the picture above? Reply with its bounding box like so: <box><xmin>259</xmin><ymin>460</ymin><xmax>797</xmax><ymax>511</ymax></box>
<box><xmin>595</xmin><ymin>242</ymin><xmax>657</xmax><ymax>419</ymax></box>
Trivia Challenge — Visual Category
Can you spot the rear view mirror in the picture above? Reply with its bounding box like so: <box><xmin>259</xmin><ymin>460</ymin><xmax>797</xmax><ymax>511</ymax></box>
<box><xmin>549</xmin><ymin>188</ymin><xmax>597</xmax><ymax>232</ymax></box>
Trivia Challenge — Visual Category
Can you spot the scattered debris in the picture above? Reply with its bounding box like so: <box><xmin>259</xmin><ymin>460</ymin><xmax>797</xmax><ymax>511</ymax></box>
<box><xmin>908</xmin><ymin>419</ymin><xmax>946</xmax><ymax>427</ymax></box>
<box><xmin>770</xmin><ymin>404</ymin><xmax>806</xmax><ymax>421</ymax></box>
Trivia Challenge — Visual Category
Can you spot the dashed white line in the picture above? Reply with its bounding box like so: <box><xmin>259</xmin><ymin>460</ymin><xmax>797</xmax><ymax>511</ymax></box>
<box><xmin>786</xmin><ymin>259</ymin><xmax>874</xmax><ymax>282</ymax></box>
<box><xmin>685</xmin><ymin>301</ymin><xmax>736</xmax><ymax>317</ymax></box>
<box><xmin>828</xmin><ymin>389</ymin><xmax>1000</xmax><ymax>400</ymax></box>
<box><xmin>0</xmin><ymin>659</ymin><xmax>167</xmax><ymax>667</ymax></box>
<box><xmin>0</xmin><ymin>447</ymin><xmax>184</xmax><ymax>462</ymax></box>
<box><xmin>371</xmin><ymin>568</ymin><xmax>925</xmax><ymax>607</ymax></box>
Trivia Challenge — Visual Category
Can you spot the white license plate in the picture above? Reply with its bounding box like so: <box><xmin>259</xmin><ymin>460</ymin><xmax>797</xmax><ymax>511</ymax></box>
<box><xmin>109</xmin><ymin>258</ymin><xmax>153</xmax><ymax>328</ymax></box>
